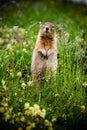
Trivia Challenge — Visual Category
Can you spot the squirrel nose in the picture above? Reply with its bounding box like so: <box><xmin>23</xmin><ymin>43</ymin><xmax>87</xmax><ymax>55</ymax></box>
<box><xmin>46</xmin><ymin>27</ymin><xmax>49</xmax><ymax>31</ymax></box>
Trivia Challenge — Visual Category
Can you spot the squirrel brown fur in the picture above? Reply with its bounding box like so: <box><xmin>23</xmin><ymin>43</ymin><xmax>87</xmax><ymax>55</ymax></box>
<box><xmin>31</xmin><ymin>22</ymin><xmax>58</xmax><ymax>80</ymax></box>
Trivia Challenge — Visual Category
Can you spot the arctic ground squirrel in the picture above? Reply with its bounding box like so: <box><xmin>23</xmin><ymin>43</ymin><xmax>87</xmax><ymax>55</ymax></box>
<box><xmin>31</xmin><ymin>22</ymin><xmax>58</xmax><ymax>81</ymax></box>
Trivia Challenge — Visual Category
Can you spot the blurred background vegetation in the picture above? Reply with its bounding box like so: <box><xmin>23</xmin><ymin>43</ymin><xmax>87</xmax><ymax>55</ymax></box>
<box><xmin>0</xmin><ymin>0</ymin><xmax>87</xmax><ymax>130</ymax></box>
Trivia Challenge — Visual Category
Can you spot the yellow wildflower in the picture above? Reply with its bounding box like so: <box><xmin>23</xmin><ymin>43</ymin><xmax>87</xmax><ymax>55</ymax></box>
<box><xmin>21</xmin><ymin>82</ymin><xmax>26</xmax><ymax>88</ymax></box>
<box><xmin>62</xmin><ymin>113</ymin><xmax>67</xmax><ymax>120</ymax></box>
<box><xmin>54</xmin><ymin>93</ymin><xmax>59</xmax><ymax>98</ymax></box>
<box><xmin>8</xmin><ymin>107</ymin><xmax>13</xmax><ymax>113</ymax></box>
<box><xmin>45</xmin><ymin>120</ymin><xmax>50</xmax><ymax>126</ymax></box>
<box><xmin>34</xmin><ymin>104</ymin><xmax>40</xmax><ymax>110</ymax></box>
<box><xmin>24</xmin><ymin>102</ymin><xmax>30</xmax><ymax>109</ymax></box>
<box><xmin>25</xmin><ymin>109</ymin><xmax>30</xmax><ymax>116</ymax></box>
<box><xmin>27</xmin><ymin>81</ymin><xmax>33</xmax><ymax>86</ymax></box>
<box><xmin>45</xmin><ymin>120</ymin><xmax>52</xmax><ymax>127</ymax></box>
<box><xmin>26</xmin><ymin>126</ymin><xmax>31</xmax><ymax>130</ymax></box>
<box><xmin>65</xmin><ymin>33</ymin><xmax>70</xmax><ymax>42</ymax></box>
<box><xmin>81</xmin><ymin>105</ymin><xmax>86</xmax><ymax>113</ymax></box>
<box><xmin>52</xmin><ymin>117</ymin><xmax>56</xmax><ymax>122</ymax></box>
<box><xmin>6</xmin><ymin>44</ymin><xmax>13</xmax><ymax>50</ymax></box>
<box><xmin>29</xmin><ymin>107</ymin><xmax>35</xmax><ymax>116</ymax></box>
<box><xmin>48</xmin><ymin>127</ymin><xmax>53</xmax><ymax>130</ymax></box>
<box><xmin>30</xmin><ymin>123</ymin><xmax>35</xmax><ymax>128</ymax></box>
<box><xmin>1</xmin><ymin>79</ymin><xmax>5</xmax><ymax>85</ymax></box>
<box><xmin>17</xmin><ymin>72</ymin><xmax>22</xmax><ymax>78</ymax></box>
<box><xmin>0</xmin><ymin>57</ymin><xmax>2</xmax><ymax>61</ymax></box>
<box><xmin>4</xmin><ymin>112</ymin><xmax>10</xmax><ymax>121</ymax></box>
<box><xmin>20</xmin><ymin>116</ymin><xmax>26</xmax><ymax>122</ymax></box>
<box><xmin>0</xmin><ymin>107</ymin><xmax>4</xmax><ymax>113</ymax></box>
<box><xmin>37</xmin><ymin>108</ymin><xmax>46</xmax><ymax>118</ymax></box>
<box><xmin>82</xmin><ymin>82</ymin><xmax>87</xmax><ymax>88</ymax></box>
<box><xmin>10</xmin><ymin>72</ymin><xmax>14</xmax><ymax>78</ymax></box>
<box><xmin>18</xmin><ymin>128</ymin><xmax>23</xmax><ymax>130</ymax></box>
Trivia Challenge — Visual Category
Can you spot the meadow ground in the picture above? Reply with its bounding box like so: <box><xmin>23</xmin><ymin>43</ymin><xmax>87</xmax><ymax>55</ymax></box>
<box><xmin>0</xmin><ymin>0</ymin><xmax>87</xmax><ymax>130</ymax></box>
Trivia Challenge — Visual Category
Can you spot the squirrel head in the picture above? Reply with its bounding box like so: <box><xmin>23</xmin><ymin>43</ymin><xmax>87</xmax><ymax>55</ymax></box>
<box><xmin>40</xmin><ymin>22</ymin><xmax>55</xmax><ymax>37</ymax></box>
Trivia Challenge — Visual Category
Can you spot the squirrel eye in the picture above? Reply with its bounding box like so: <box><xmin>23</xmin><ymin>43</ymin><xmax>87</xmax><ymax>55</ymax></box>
<box><xmin>52</xmin><ymin>25</ymin><xmax>54</xmax><ymax>29</ymax></box>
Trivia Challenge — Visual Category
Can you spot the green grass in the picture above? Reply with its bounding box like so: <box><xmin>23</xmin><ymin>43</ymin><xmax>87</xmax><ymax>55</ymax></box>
<box><xmin>0</xmin><ymin>0</ymin><xmax>87</xmax><ymax>130</ymax></box>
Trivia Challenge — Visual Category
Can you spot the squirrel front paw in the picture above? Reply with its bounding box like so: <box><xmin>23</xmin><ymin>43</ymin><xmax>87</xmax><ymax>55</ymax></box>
<box><xmin>47</xmin><ymin>49</ymin><xmax>54</xmax><ymax>56</ymax></box>
<box><xmin>38</xmin><ymin>49</ymin><xmax>48</xmax><ymax>59</ymax></box>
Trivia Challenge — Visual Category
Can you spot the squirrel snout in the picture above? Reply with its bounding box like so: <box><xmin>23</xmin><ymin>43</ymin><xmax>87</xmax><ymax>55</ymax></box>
<box><xmin>44</xmin><ymin>27</ymin><xmax>50</xmax><ymax>34</ymax></box>
<box><xmin>46</xmin><ymin>27</ymin><xmax>49</xmax><ymax>31</ymax></box>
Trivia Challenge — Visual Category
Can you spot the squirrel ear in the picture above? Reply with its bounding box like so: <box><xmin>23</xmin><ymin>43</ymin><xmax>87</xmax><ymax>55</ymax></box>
<box><xmin>40</xmin><ymin>24</ymin><xmax>44</xmax><ymax>29</ymax></box>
